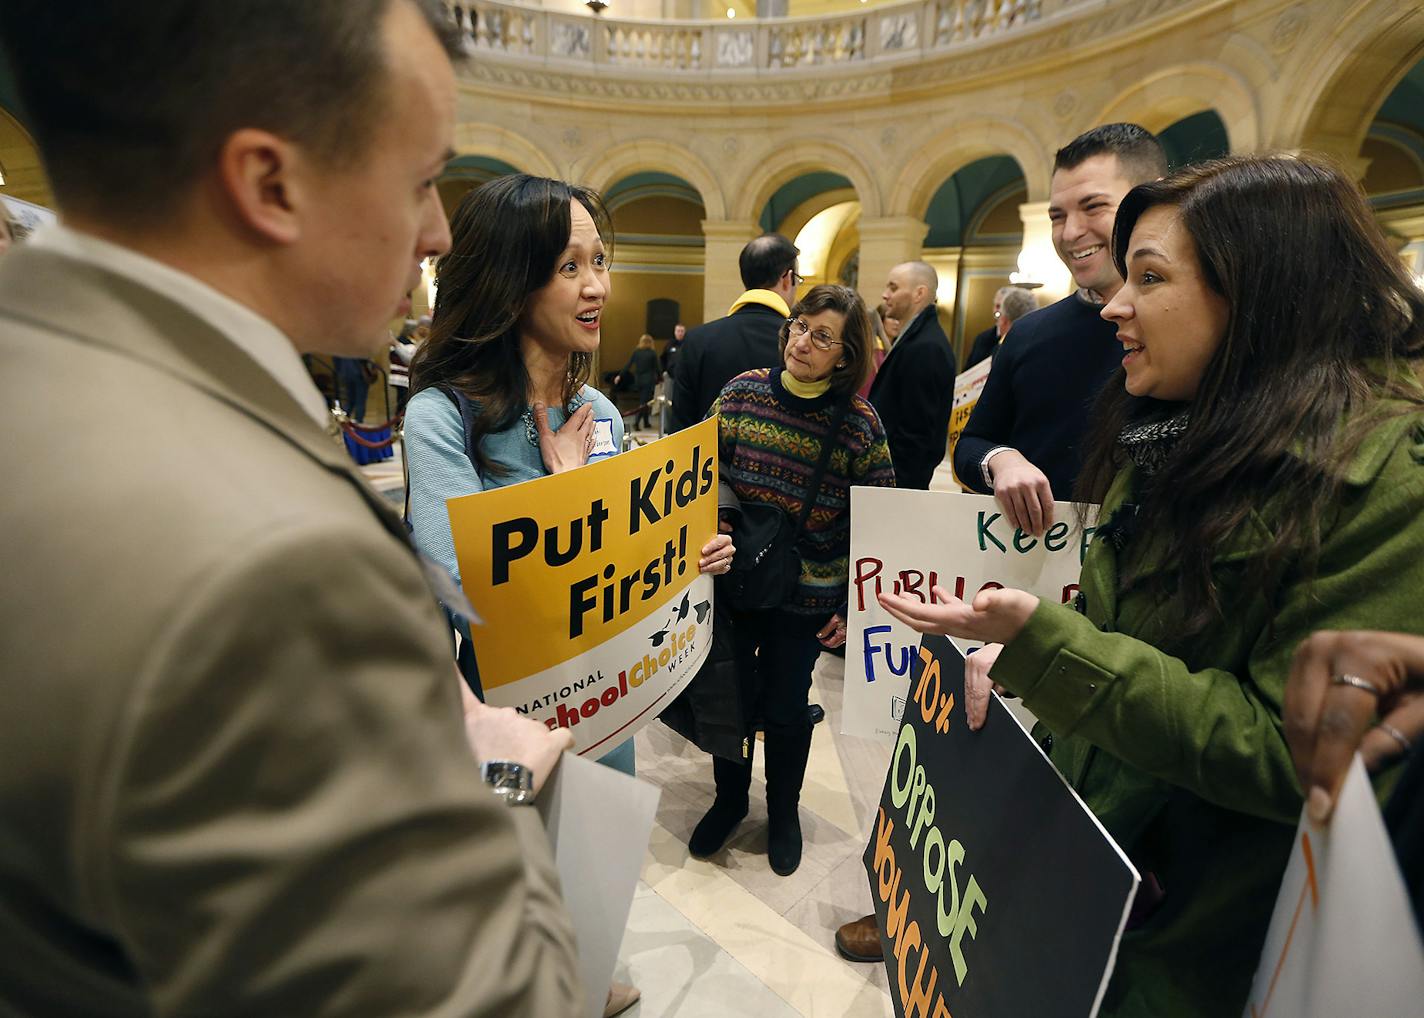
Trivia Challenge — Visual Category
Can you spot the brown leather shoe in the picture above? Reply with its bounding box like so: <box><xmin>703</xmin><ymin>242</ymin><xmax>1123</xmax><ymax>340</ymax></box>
<box><xmin>834</xmin><ymin>913</ymin><xmax>883</xmax><ymax>963</ymax></box>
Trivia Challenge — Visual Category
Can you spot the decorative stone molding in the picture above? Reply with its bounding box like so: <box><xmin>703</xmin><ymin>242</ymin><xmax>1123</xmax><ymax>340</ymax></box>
<box><xmin>446</xmin><ymin>0</ymin><xmax>1228</xmax><ymax>110</ymax></box>
<box><xmin>448</xmin><ymin>0</ymin><xmax>1062</xmax><ymax>78</ymax></box>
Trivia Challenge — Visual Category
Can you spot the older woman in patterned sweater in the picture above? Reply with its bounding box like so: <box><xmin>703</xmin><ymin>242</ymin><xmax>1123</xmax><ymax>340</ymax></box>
<box><xmin>690</xmin><ymin>284</ymin><xmax>896</xmax><ymax>875</ymax></box>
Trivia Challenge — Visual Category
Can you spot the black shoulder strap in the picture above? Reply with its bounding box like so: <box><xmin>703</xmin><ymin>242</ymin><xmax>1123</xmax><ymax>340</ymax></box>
<box><xmin>405</xmin><ymin>385</ymin><xmax>484</xmax><ymax>525</ymax></box>
<box><xmin>792</xmin><ymin>396</ymin><xmax>852</xmax><ymax>543</ymax></box>
<box><xmin>433</xmin><ymin>384</ymin><xmax>485</xmax><ymax>475</ymax></box>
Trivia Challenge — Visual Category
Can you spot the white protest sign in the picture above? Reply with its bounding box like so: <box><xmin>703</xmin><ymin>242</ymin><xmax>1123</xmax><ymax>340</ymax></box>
<box><xmin>843</xmin><ymin>488</ymin><xmax>1095</xmax><ymax>745</ymax></box>
<box><xmin>1243</xmin><ymin>756</ymin><xmax>1424</xmax><ymax>1018</ymax></box>
<box><xmin>538</xmin><ymin>753</ymin><xmax>661</xmax><ymax>1018</ymax></box>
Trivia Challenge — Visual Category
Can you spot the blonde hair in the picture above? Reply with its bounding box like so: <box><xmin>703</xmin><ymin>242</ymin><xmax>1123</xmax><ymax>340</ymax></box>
<box><xmin>637</xmin><ymin>334</ymin><xmax>654</xmax><ymax>349</ymax></box>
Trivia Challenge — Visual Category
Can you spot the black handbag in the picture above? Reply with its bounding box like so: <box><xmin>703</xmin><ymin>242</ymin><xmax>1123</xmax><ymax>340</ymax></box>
<box><xmin>722</xmin><ymin>396</ymin><xmax>851</xmax><ymax>613</ymax></box>
<box><xmin>657</xmin><ymin>595</ymin><xmax>752</xmax><ymax>761</ymax></box>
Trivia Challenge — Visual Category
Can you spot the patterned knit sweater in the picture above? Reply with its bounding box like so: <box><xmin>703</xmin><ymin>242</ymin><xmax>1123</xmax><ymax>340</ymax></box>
<box><xmin>713</xmin><ymin>368</ymin><xmax>896</xmax><ymax>622</ymax></box>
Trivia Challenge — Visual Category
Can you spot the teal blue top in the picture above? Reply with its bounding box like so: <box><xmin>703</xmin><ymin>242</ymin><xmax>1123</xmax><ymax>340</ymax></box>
<box><xmin>404</xmin><ymin>384</ymin><xmax>623</xmax><ymax>585</ymax></box>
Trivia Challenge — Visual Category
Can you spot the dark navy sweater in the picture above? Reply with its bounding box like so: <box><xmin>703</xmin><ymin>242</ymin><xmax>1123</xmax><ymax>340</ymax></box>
<box><xmin>952</xmin><ymin>292</ymin><xmax>1122</xmax><ymax>499</ymax></box>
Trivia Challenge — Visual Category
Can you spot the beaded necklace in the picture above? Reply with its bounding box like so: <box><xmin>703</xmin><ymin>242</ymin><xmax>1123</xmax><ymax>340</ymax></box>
<box><xmin>521</xmin><ymin>390</ymin><xmax>589</xmax><ymax>446</ymax></box>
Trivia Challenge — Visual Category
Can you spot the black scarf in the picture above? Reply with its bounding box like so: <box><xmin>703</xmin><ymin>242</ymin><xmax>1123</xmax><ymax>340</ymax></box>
<box><xmin>1118</xmin><ymin>411</ymin><xmax>1189</xmax><ymax>478</ymax></box>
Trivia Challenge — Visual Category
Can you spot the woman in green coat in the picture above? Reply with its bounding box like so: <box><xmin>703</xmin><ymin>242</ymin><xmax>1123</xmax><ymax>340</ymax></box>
<box><xmin>881</xmin><ymin>155</ymin><xmax>1424</xmax><ymax>1017</ymax></box>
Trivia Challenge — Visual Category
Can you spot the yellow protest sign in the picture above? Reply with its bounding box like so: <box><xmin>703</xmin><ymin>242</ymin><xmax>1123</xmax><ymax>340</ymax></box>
<box><xmin>948</xmin><ymin>356</ymin><xmax>992</xmax><ymax>490</ymax></box>
<box><xmin>448</xmin><ymin>417</ymin><xmax>720</xmax><ymax>755</ymax></box>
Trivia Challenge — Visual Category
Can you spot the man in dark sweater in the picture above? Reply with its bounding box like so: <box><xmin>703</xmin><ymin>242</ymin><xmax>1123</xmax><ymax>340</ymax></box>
<box><xmin>868</xmin><ymin>260</ymin><xmax>956</xmax><ymax>489</ymax></box>
<box><xmin>837</xmin><ymin>124</ymin><xmax>1168</xmax><ymax>969</ymax></box>
<box><xmin>668</xmin><ymin>233</ymin><xmax>799</xmax><ymax>432</ymax></box>
<box><xmin>952</xmin><ymin>123</ymin><xmax>1167</xmax><ymax>534</ymax></box>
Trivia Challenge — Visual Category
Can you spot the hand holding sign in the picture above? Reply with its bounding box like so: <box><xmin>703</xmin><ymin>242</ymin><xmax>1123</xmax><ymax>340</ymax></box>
<box><xmin>697</xmin><ymin>533</ymin><xmax>735</xmax><ymax>574</ymax></box>
<box><xmin>877</xmin><ymin>583</ymin><xmax>1039</xmax><ymax>646</ymax></box>
<box><xmin>463</xmin><ymin>695</ymin><xmax>574</xmax><ymax>796</ymax></box>
<box><xmin>986</xmin><ymin>449</ymin><xmax>1055</xmax><ymax>536</ymax></box>
<box><xmin>1284</xmin><ymin>629</ymin><xmax>1424</xmax><ymax>823</ymax></box>
<box><xmin>963</xmin><ymin>642</ymin><xmax>1004</xmax><ymax>731</ymax></box>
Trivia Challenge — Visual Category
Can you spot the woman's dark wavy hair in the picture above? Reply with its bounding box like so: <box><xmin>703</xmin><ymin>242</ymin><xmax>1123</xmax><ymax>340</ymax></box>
<box><xmin>1074</xmin><ymin>154</ymin><xmax>1424</xmax><ymax>634</ymax></box>
<box><xmin>779</xmin><ymin>284</ymin><xmax>876</xmax><ymax>396</ymax></box>
<box><xmin>410</xmin><ymin>174</ymin><xmax>612</xmax><ymax>475</ymax></box>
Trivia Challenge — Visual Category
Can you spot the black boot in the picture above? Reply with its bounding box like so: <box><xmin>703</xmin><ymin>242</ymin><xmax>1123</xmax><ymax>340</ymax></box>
<box><xmin>689</xmin><ymin>749</ymin><xmax>753</xmax><ymax>858</ymax></box>
<box><xmin>763</xmin><ymin>722</ymin><xmax>813</xmax><ymax>875</ymax></box>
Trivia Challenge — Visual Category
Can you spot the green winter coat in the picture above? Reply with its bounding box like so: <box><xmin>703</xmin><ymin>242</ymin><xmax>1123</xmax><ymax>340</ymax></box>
<box><xmin>993</xmin><ymin>409</ymin><xmax>1424</xmax><ymax>1018</ymax></box>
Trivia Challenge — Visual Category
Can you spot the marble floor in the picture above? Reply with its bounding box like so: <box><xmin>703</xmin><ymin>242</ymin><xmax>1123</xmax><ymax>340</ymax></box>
<box><xmin>617</xmin><ymin>650</ymin><xmax>897</xmax><ymax>1018</ymax></box>
<box><xmin>359</xmin><ymin>426</ymin><xmax>971</xmax><ymax>1018</ymax></box>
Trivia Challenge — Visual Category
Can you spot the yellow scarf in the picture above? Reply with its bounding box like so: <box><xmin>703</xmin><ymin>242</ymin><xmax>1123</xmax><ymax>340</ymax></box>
<box><xmin>726</xmin><ymin>289</ymin><xmax>791</xmax><ymax>318</ymax></box>
<box><xmin>781</xmin><ymin>370</ymin><xmax>831</xmax><ymax>398</ymax></box>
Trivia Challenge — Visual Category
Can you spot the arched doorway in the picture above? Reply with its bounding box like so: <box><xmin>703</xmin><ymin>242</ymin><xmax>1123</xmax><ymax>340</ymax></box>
<box><xmin>1361</xmin><ymin>57</ymin><xmax>1424</xmax><ymax>282</ymax></box>
<box><xmin>759</xmin><ymin>172</ymin><xmax>860</xmax><ymax>294</ymax></box>
<box><xmin>921</xmin><ymin>155</ymin><xmax>1028</xmax><ymax>363</ymax></box>
<box><xmin>436</xmin><ymin>154</ymin><xmax>522</xmax><ymax>215</ymax></box>
<box><xmin>603</xmin><ymin>171</ymin><xmax>707</xmax><ymax>379</ymax></box>
<box><xmin>1157</xmin><ymin>109</ymin><xmax>1230</xmax><ymax>171</ymax></box>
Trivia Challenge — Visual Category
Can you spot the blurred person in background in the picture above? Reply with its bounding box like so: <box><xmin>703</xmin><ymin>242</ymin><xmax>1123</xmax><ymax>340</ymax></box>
<box><xmin>614</xmin><ymin>333</ymin><xmax>659</xmax><ymax>429</ymax></box>
<box><xmin>868</xmin><ymin>260</ymin><xmax>955</xmax><ymax>490</ymax></box>
<box><xmin>669</xmin><ymin>233</ymin><xmax>800</xmax><ymax>433</ymax></box>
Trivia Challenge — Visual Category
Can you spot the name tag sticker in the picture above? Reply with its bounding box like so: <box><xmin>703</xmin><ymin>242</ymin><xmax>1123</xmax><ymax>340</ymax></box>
<box><xmin>591</xmin><ymin>418</ymin><xmax>617</xmax><ymax>457</ymax></box>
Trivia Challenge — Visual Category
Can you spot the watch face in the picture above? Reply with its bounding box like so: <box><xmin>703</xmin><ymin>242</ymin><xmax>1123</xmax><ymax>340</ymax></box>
<box><xmin>483</xmin><ymin>761</ymin><xmax>534</xmax><ymax>803</ymax></box>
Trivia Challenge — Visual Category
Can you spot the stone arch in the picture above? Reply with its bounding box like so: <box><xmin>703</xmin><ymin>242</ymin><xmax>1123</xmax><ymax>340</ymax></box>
<box><xmin>1285</xmin><ymin>2</ymin><xmax>1424</xmax><ymax>167</ymax></box>
<box><xmin>733</xmin><ymin>138</ymin><xmax>881</xmax><ymax>222</ymax></box>
<box><xmin>775</xmin><ymin>187</ymin><xmax>859</xmax><ymax>243</ymax></box>
<box><xmin>1091</xmin><ymin>63</ymin><xmax>1260</xmax><ymax>155</ymax></box>
<box><xmin>568</xmin><ymin>138</ymin><xmax>724</xmax><ymax>221</ymax></box>
<box><xmin>888</xmin><ymin>118</ymin><xmax>1047</xmax><ymax>215</ymax></box>
<box><xmin>451</xmin><ymin>122</ymin><xmax>560</xmax><ymax>180</ymax></box>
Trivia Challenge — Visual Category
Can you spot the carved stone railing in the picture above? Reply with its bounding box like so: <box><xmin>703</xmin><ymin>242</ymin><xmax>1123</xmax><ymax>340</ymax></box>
<box><xmin>445</xmin><ymin>0</ymin><xmax>1066</xmax><ymax>74</ymax></box>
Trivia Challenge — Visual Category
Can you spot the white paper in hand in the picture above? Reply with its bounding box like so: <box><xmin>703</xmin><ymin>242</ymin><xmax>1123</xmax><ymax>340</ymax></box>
<box><xmin>537</xmin><ymin>752</ymin><xmax>660</xmax><ymax>1018</ymax></box>
<box><xmin>1243</xmin><ymin>756</ymin><xmax>1424</xmax><ymax>1018</ymax></box>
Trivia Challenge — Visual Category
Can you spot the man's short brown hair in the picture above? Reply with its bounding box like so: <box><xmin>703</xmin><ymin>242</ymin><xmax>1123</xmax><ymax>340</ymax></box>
<box><xmin>0</xmin><ymin>0</ymin><xmax>458</xmax><ymax>226</ymax></box>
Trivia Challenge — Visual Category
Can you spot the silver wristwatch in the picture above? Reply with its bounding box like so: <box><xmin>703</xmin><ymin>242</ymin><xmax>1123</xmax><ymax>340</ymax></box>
<box><xmin>481</xmin><ymin>760</ymin><xmax>535</xmax><ymax>806</ymax></box>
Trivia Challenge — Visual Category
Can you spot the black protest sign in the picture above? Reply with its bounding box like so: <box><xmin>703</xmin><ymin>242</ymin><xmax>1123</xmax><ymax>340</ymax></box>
<box><xmin>862</xmin><ymin>634</ymin><xmax>1139</xmax><ymax>1018</ymax></box>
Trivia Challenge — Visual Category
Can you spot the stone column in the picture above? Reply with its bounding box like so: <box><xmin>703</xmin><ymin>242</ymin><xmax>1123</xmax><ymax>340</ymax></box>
<box><xmin>701</xmin><ymin>219</ymin><xmax>760</xmax><ymax>322</ymax></box>
<box><xmin>855</xmin><ymin>216</ymin><xmax>929</xmax><ymax>311</ymax></box>
<box><xmin>1014</xmin><ymin>201</ymin><xmax>1072</xmax><ymax>302</ymax></box>
<box><xmin>1378</xmin><ymin>208</ymin><xmax>1424</xmax><ymax>282</ymax></box>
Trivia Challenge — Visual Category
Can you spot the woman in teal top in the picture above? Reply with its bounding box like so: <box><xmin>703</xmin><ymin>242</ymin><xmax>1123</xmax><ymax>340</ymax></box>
<box><xmin>405</xmin><ymin>174</ymin><xmax>734</xmax><ymax>778</ymax></box>
<box><xmin>880</xmin><ymin>156</ymin><xmax>1424</xmax><ymax>1016</ymax></box>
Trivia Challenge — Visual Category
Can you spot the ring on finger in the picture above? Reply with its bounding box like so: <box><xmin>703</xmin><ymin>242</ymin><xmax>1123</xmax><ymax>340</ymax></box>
<box><xmin>1332</xmin><ymin>673</ymin><xmax>1383</xmax><ymax>696</ymax></box>
<box><xmin>1377</xmin><ymin>722</ymin><xmax>1413</xmax><ymax>756</ymax></box>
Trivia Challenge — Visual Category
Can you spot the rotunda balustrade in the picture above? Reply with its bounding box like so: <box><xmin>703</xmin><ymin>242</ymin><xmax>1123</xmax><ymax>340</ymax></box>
<box><xmin>445</xmin><ymin>0</ymin><xmax>1064</xmax><ymax>77</ymax></box>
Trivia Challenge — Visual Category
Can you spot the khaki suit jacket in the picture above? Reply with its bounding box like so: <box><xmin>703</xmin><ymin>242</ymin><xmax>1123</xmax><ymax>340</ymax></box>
<box><xmin>0</xmin><ymin>247</ymin><xmax>582</xmax><ymax>1016</ymax></box>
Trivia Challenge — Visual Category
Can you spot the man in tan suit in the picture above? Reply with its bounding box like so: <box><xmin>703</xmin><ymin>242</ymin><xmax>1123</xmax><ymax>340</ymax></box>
<box><xmin>0</xmin><ymin>1</ymin><xmax>583</xmax><ymax>1014</ymax></box>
